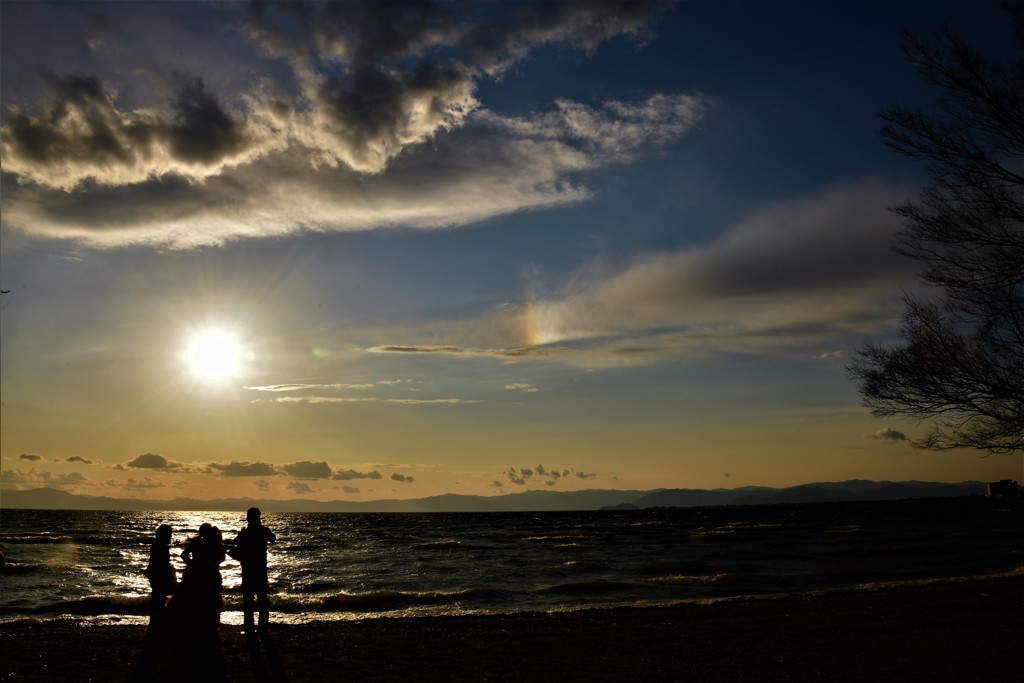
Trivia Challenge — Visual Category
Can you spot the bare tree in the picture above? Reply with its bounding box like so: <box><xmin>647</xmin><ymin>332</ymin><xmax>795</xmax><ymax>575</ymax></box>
<box><xmin>849</xmin><ymin>7</ymin><xmax>1024</xmax><ymax>454</ymax></box>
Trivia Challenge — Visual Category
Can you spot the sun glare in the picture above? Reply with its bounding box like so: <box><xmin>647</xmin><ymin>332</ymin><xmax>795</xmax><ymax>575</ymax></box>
<box><xmin>185</xmin><ymin>329</ymin><xmax>243</xmax><ymax>381</ymax></box>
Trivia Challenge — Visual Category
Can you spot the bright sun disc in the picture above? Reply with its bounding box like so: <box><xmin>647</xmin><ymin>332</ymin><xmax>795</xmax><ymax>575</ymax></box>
<box><xmin>186</xmin><ymin>330</ymin><xmax>242</xmax><ymax>381</ymax></box>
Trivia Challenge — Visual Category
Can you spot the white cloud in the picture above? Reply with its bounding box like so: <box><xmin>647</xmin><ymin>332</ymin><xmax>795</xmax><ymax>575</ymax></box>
<box><xmin>2</xmin><ymin>92</ymin><xmax>709</xmax><ymax>248</ymax></box>
<box><xmin>505</xmin><ymin>383</ymin><xmax>539</xmax><ymax>392</ymax></box>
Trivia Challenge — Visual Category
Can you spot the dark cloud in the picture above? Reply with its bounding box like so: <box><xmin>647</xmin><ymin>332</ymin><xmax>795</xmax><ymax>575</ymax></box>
<box><xmin>1</xmin><ymin>0</ymin><xmax>682</xmax><ymax>242</ymax></box>
<box><xmin>311</xmin><ymin>61</ymin><xmax>476</xmax><ymax>173</ymax></box>
<box><xmin>65</xmin><ymin>456</ymin><xmax>93</xmax><ymax>464</ymax></box>
<box><xmin>0</xmin><ymin>75</ymin><xmax>258</xmax><ymax>190</ymax></box>
<box><xmin>506</xmin><ymin>465</ymin><xmax>595</xmax><ymax>487</ymax></box>
<box><xmin>283</xmin><ymin>460</ymin><xmax>333</xmax><ymax>479</ymax></box>
<box><xmin>1</xmin><ymin>469</ymin><xmax>88</xmax><ymax>487</ymax></box>
<box><xmin>3</xmin><ymin>75</ymin><xmax>132</xmax><ymax>167</ymax></box>
<box><xmin>127</xmin><ymin>453</ymin><xmax>179</xmax><ymax>469</ymax></box>
<box><xmin>168</xmin><ymin>77</ymin><xmax>251</xmax><ymax>164</ymax></box>
<box><xmin>506</xmin><ymin>467</ymin><xmax>533</xmax><ymax>486</ymax></box>
<box><xmin>341</xmin><ymin>485</ymin><xmax>359</xmax><ymax>494</ymax></box>
<box><xmin>19</xmin><ymin>453</ymin><xmax>42</xmax><ymax>461</ymax></box>
<box><xmin>209</xmin><ymin>461</ymin><xmax>280</xmax><ymax>476</ymax></box>
<box><xmin>244</xmin><ymin>1</ymin><xmax>664</xmax><ymax>83</ymax></box>
<box><xmin>332</xmin><ymin>468</ymin><xmax>383</xmax><ymax>481</ymax></box>
<box><xmin>288</xmin><ymin>481</ymin><xmax>313</xmax><ymax>494</ymax></box>
<box><xmin>123</xmin><ymin>477</ymin><xmax>166</xmax><ymax>491</ymax></box>
<box><xmin>869</xmin><ymin>427</ymin><xmax>908</xmax><ymax>443</ymax></box>
<box><xmin>390</xmin><ymin>472</ymin><xmax>415</xmax><ymax>483</ymax></box>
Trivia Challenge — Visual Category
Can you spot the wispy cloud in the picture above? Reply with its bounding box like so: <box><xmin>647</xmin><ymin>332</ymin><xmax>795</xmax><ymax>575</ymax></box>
<box><xmin>521</xmin><ymin>181</ymin><xmax>911</xmax><ymax>352</ymax></box>
<box><xmin>384</xmin><ymin>398</ymin><xmax>480</xmax><ymax>405</ymax></box>
<box><xmin>244</xmin><ymin>383</ymin><xmax>374</xmax><ymax>392</ymax></box>
<box><xmin>367</xmin><ymin>180</ymin><xmax>914</xmax><ymax>364</ymax></box>
<box><xmin>369</xmin><ymin>345</ymin><xmax>570</xmax><ymax>358</ymax></box>
<box><xmin>259</xmin><ymin>395</ymin><xmax>478</xmax><ymax>405</ymax></box>
<box><xmin>259</xmin><ymin>396</ymin><xmax>378</xmax><ymax>404</ymax></box>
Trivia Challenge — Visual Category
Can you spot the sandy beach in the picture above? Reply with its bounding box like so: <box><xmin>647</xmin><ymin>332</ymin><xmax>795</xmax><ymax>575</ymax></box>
<box><xmin>1</xmin><ymin>574</ymin><xmax>1021</xmax><ymax>682</ymax></box>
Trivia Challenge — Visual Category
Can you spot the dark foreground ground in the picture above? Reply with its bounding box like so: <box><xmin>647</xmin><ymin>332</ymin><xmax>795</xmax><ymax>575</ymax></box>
<box><xmin>1</xmin><ymin>574</ymin><xmax>1021</xmax><ymax>682</ymax></box>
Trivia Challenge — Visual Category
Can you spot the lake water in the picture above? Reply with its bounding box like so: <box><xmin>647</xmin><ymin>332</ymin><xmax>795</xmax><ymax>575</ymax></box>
<box><xmin>1</xmin><ymin>497</ymin><xmax>1021</xmax><ymax>626</ymax></box>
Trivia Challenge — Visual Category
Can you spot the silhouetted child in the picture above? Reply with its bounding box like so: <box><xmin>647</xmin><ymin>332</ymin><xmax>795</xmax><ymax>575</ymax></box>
<box><xmin>229</xmin><ymin>507</ymin><xmax>276</xmax><ymax>635</ymax></box>
<box><xmin>144</xmin><ymin>524</ymin><xmax>177</xmax><ymax>626</ymax></box>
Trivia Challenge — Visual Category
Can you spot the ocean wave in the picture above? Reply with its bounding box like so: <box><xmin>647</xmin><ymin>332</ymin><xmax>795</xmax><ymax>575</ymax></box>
<box><xmin>0</xmin><ymin>561</ymin><xmax>46</xmax><ymax>575</ymax></box>
<box><xmin>643</xmin><ymin>574</ymin><xmax>719</xmax><ymax>585</ymax></box>
<box><xmin>561</xmin><ymin>560</ymin><xmax>610</xmax><ymax>573</ymax></box>
<box><xmin>304</xmin><ymin>587</ymin><xmax>511</xmax><ymax>613</ymax></box>
<box><xmin>1</xmin><ymin>535</ymin><xmax>79</xmax><ymax>545</ymax></box>
<box><xmin>410</xmin><ymin>540</ymin><xmax>465</xmax><ymax>551</ymax></box>
<box><xmin>542</xmin><ymin>580</ymin><xmax>641</xmax><ymax>596</ymax></box>
<box><xmin>1</xmin><ymin>594</ymin><xmax>151</xmax><ymax>617</ymax></box>
<box><xmin>521</xmin><ymin>535</ymin><xmax>586</xmax><ymax>543</ymax></box>
<box><xmin>410</xmin><ymin>540</ymin><xmax>498</xmax><ymax>551</ymax></box>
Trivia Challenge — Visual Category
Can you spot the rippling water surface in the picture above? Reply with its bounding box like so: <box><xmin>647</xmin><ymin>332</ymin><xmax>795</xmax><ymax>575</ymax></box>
<box><xmin>1</xmin><ymin>498</ymin><xmax>1021</xmax><ymax>625</ymax></box>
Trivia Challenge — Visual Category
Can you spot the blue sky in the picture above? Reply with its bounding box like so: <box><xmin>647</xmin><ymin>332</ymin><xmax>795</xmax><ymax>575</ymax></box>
<box><xmin>1</xmin><ymin>0</ymin><xmax>1020</xmax><ymax>503</ymax></box>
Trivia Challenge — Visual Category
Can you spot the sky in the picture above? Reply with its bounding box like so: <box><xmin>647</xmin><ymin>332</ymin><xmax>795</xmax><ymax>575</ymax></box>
<box><xmin>2</xmin><ymin>0</ymin><xmax>1021</xmax><ymax>505</ymax></box>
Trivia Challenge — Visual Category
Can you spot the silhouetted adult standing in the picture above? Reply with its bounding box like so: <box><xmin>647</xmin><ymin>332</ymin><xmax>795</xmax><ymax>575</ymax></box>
<box><xmin>144</xmin><ymin>524</ymin><xmax>177</xmax><ymax>628</ymax></box>
<box><xmin>177</xmin><ymin>523</ymin><xmax>226</xmax><ymax>636</ymax></box>
<box><xmin>230</xmin><ymin>507</ymin><xmax>276</xmax><ymax>635</ymax></box>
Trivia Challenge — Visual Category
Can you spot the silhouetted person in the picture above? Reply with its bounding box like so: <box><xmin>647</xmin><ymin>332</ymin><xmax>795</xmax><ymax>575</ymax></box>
<box><xmin>230</xmin><ymin>507</ymin><xmax>276</xmax><ymax>635</ymax></box>
<box><xmin>144</xmin><ymin>524</ymin><xmax>177</xmax><ymax>628</ymax></box>
<box><xmin>175</xmin><ymin>523</ymin><xmax>226</xmax><ymax>636</ymax></box>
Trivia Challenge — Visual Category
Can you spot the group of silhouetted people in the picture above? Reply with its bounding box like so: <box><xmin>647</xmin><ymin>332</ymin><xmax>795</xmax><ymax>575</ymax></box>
<box><xmin>144</xmin><ymin>507</ymin><xmax>276</xmax><ymax>639</ymax></box>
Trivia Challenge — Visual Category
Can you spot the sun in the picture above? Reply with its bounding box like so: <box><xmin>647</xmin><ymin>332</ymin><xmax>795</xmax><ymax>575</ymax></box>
<box><xmin>185</xmin><ymin>329</ymin><xmax>243</xmax><ymax>381</ymax></box>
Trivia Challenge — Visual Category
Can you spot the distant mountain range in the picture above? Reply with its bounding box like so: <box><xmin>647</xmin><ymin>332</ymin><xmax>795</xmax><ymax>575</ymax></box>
<box><xmin>0</xmin><ymin>480</ymin><xmax>989</xmax><ymax>513</ymax></box>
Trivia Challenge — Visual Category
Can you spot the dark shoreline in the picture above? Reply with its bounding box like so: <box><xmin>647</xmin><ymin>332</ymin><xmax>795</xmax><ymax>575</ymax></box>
<box><xmin>1</xmin><ymin>573</ymin><xmax>1022</xmax><ymax>682</ymax></box>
